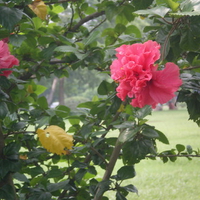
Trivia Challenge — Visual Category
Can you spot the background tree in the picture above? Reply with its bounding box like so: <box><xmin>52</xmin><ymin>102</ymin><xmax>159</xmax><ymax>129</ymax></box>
<box><xmin>0</xmin><ymin>0</ymin><xmax>200</xmax><ymax>200</ymax></box>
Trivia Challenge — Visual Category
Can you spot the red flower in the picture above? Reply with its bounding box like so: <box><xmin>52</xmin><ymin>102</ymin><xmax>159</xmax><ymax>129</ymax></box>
<box><xmin>110</xmin><ymin>40</ymin><xmax>182</xmax><ymax>108</ymax></box>
<box><xmin>0</xmin><ymin>40</ymin><xmax>19</xmax><ymax>77</ymax></box>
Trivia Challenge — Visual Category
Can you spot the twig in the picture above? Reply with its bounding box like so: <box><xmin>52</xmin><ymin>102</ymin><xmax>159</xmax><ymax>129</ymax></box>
<box><xmin>160</xmin><ymin>18</ymin><xmax>181</xmax><ymax>61</ymax></box>
<box><xmin>90</xmin><ymin>146</ymin><xmax>108</xmax><ymax>166</ymax></box>
<box><xmin>68</xmin><ymin>3</ymin><xmax>74</xmax><ymax>31</ymax></box>
<box><xmin>88</xmin><ymin>18</ymin><xmax>106</xmax><ymax>34</ymax></box>
<box><xmin>4</xmin><ymin>131</ymin><xmax>35</xmax><ymax>138</ymax></box>
<box><xmin>146</xmin><ymin>154</ymin><xmax>200</xmax><ymax>158</ymax></box>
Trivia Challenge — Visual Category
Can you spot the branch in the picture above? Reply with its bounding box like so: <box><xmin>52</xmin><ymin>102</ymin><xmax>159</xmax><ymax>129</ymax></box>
<box><xmin>93</xmin><ymin>132</ymin><xmax>124</xmax><ymax>200</ymax></box>
<box><xmin>181</xmin><ymin>66</ymin><xmax>200</xmax><ymax>71</ymax></box>
<box><xmin>65</xmin><ymin>10</ymin><xmax>105</xmax><ymax>34</ymax></box>
<box><xmin>4</xmin><ymin>131</ymin><xmax>35</xmax><ymax>138</ymax></box>
<box><xmin>45</xmin><ymin>0</ymin><xmax>78</xmax><ymax>5</ymax></box>
<box><xmin>147</xmin><ymin>154</ymin><xmax>200</xmax><ymax>158</ymax></box>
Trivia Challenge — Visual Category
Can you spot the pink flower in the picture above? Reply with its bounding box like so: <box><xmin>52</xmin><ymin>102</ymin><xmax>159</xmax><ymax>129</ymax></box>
<box><xmin>0</xmin><ymin>40</ymin><xmax>19</xmax><ymax>77</ymax></box>
<box><xmin>110</xmin><ymin>40</ymin><xmax>182</xmax><ymax>108</ymax></box>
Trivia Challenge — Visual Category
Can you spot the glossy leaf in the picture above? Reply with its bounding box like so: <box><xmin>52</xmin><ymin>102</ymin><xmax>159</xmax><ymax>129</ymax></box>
<box><xmin>118</xmin><ymin>127</ymin><xmax>140</xmax><ymax>143</ymax></box>
<box><xmin>134</xmin><ymin>6</ymin><xmax>170</xmax><ymax>18</ymax></box>
<box><xmin>156</xmin><ymin>129</ymin><xmax>170</xmax><ymax>144</ymax></box>
<box><xmin>0</xmin><ymin>102</ymin><xmax>8</xmax><ymax>119</ymax></box>
<box><xmin>0</xmin><ymin>7</ymin><xmax>23</xmax><ymax>31</ymax></box>
<box><xmin>97</xmin><ymin>80</ymin><xmax>114</xmax><ymax>95</ymax></box>
<box><xmin>176</xmin><ymin>144</ymin><xmax>185</xmax><ymax>152</ymax></box>
<box><xmin>55</xmin><ymin>105</ymin><xmax>70</xmax><ymax>118</ymax></box>
<box><xmin>116</xmin><ymin>165</ymin><xmax>136</xmax><ymax>180</ymax></box>
<box><xmin>83</xmin><ymin>31</ymin><xmax>100</xmax><ymax>46</ymax></box>
<box><xmin>165</xmin><ymin>0</ymin><xmax>179</xmax><ymax>11</ymax></box>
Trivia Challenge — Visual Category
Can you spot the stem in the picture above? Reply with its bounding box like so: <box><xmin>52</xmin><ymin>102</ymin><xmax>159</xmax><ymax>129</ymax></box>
<box><xmin>93</xmin><ymin>137</ymin><xmax>123</xmax><ymax>200</ymax></box>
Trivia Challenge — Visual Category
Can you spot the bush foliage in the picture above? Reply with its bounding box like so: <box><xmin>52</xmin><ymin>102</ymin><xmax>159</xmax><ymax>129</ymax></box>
<box><xmin>0</xmin><ymin>0</ymin><xmax>200</xmax><ymax>199</ymax></box>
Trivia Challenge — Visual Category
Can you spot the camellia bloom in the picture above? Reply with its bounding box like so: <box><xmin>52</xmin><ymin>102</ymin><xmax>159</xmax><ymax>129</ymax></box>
<box><xmin>110</xmin><ymin>40</ymin><xmax>182</xmax><ymax>108</ymax></box>
<box><xmin>0</xmin><ymin>40</ymin><xmax>19</xmax><ymax>77</ymax></box>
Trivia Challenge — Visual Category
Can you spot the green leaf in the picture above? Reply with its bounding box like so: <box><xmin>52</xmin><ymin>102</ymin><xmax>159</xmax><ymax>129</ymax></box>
<box><xmin>13</xmin><ymin>172</ymin><xmax>29</xmax><ymax>183</ymax></box>
<box><xmin>0</xmin><ymin>89</ymin><xmax>9</xmax><ymax>99</ymax></box>
<box><xmin>0</xmin><ymin>102</ymin><xmax>8</xmax><ymax>119</ymax></box>
<box><xmin>180</xmin><ymin>0</ymin><xmax>200</xmax><ymax>12</ymax></box>
<box><xmin>180</xmin><ymin>29</ymin><xmax>200</xmax><ymax>51</ymax></box>
<box><xmin>124</xmin><ymin>25</ymin><xmax>141</xmax><ymax>38</ymax></box>
<box><xmin>118</xmin><ymin>127</ymin><xmax>141</xmax><ymax>143</ymax></box>
<box><xmin>42</xmin><ymin>42</ymin><xmax>57</xmax><ymax>60</ymax></box>
<box><xmin>9</xmin><ymin>34</ymin><xmax>27</xmax><ymax>47</ymax></box>
<box><xmin>122</xmin><ymin>184</ymin><xmax>138</xmax><ymax>194</ymax></box>
<box><xmin>54</xmin><ymin>45</ymin><xmax>89</xmax><ymax>60</ymax></box>
<box><xmin>105</xmin><ymin>4</ymin><xmax>118</xmax><ymax>22</ymax></box>
<box><xmin>186</xmin><ymin>145</ymin><xmax>193</xmax><ymax>154</ymax></box>
<box><xmin>72</xmin><ymin>160</ymin><xmax>87</xmax><ymax>169</ymax></box>
<box><xmin>37</xmin><ymin>96</ymin><xmax>48</xmax><ymax>109</ymax></box>
<box><xmin>164</xmin><ymin>0</ymin><xmax>179</xmax><ymax>12</ymax></box>
<box><xmin>116</xmin><ymin>191</ymin><xmax>127</xmax><ymax>200</ymax></box>
<box><xmin>3</xmin><ymin>142</ymin><xmax>20</xmax><ymax>160</ymax></box>
<box><xmin>134</xmin><ymin>6</ymin><xmax>170</xmax><ymax>18</ymax></box>
<box><xmin>11</xmin><ymin>122</ymin><xmax>26</xmax><ymax>131</ymax></box>
<box><xmin>28</xmin><ymin>191</ymin><xmax>52</xmax><ymax>200</ymax></box>
<box><xmin>47</xmin><ymin>180</ymin><xmax>70</xmax><ymax>192</ymax></box>
<box><xmin>35</xmin><ymin>85</ymin><xmax>47</xmax><ymax>95</ymax></box>
<box><xmin>171</xmin><ymin>11</ymin><xmax>200</xmax><ymax>17</ymax></box>
<box><xmin>135</xmin><ymin>105</ymin><xmax>152</xmax><ymax>119</ymax></box>
<box><xmin>0</xmin><ymin>7</ymin><xmax>23</xmax><ymax>31</ymax></box>
<box><xmin>36</xmin><ymin>116</ymin><xmax>50</xmax><ymax>127</ymax></box>
<box><xmin>68</xmin><ymin>116</ymin><xmax>80</xmax><ymax>125</ymax></box>
<box><xmin>47</xmin><ymin>167</ymin><xmax>63</xmax><ymax>178</ymax></box>
<box><xmin>29</xmin><ymin>166</ymin><xmax>45</xmax><ymax>177</ymax></box>
<box><xmin>0</xmin><ymin>184</ymin><xmax>15</xmax><ymax>200</ymax></box>
<box><xmin>114</xmin><ymin>24</ymin><xmax>126</xmax><ymax>35</ymax></box>
<box><xmin>55</xmin><ymin>105</ymin><xmax>70</xmax><ymax>118</ymax></box>
<box><xmin>142</xmin><ymin>126</ymin><xmax>159</xmax><ymax>139</ymax></box>
<box><xmin>97</xmin><ymin>80</ymin><xmax>114</xmax><ymax>95</ymax></box>
<box><xmin>95</xmin><ymin>180</ymin><xmax>111</xmax><ymax>199</ymax></box>
<box><xmin>82</xmin><ymin>31</ymin><xmax>100</xmax><ymax>46</ymax></box>
<box><xmin>0</xmin><ymin>159</ymin><xmax>21</xmax><ymax>178</ymax></box>
<box><xmin>176</xmin><ymin>144</ymin><xmax>185</xmax><ymax>153</ymax></box>
<box><xmin>131</xmin><ymin>0</ymin><xmax>154</xmax><ymax>9</ymax></box>
<box><xmin>54</xmin><ymin>45</ymin><xmax>78</xmax><ymax>53</ymax></box>
<box><xmin>75</xmin><ymin>168</ymin><xmax>87</xmax><ymax>183</ymax></box>
<box><xmin>116</xmin><ymin>166</ymin><xmax>136</xmax><ymax>181</ymax></box>
<box><xmin>114</xmin><ymin>122</ymin><xmax>135</xmax><ymax>129</ymax></box>
<box><xmin>122</xmin><ymin>138</ymin><xmax>156</xmax><ymax>164</ymax></box>
<box><xmin>156</xmin><ymin>129</ymin><xmax>169</xmax><ymax>144</ymax></box>
<box><xmin>0</xmin><ymin>76</ymin><xmax>11</xmax><ymax>89</ymax></box>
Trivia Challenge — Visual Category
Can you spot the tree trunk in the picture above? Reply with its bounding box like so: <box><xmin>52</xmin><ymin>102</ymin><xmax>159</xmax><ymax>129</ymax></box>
<box><xmin>59</xmin><ymin>78</ymin><xmax>65</xmax><ymax>105</ymax></box>
<box><xmin>47</xmin><ymin>77</ymin><xmax>58</xmax><ymax>106</ymax></box>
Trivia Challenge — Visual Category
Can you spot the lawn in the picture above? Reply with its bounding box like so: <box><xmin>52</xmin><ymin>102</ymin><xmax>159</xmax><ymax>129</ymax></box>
<box><xmin>105</xmin><ymin>106</ymin><xmax>200</xmax><ymax>200</ymax></box>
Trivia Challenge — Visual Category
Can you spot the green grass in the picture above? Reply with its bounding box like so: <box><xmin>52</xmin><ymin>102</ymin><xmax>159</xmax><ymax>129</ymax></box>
<box><xmin>105</xmin><ymin>107</ymin><xmax>200</xmax><ymax>200</ymax></box>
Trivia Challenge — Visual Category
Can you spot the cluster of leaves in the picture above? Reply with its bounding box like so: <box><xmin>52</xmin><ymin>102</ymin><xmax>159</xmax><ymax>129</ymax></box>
<box><xmin>0</xmin><ymin>0</ymin><xmax>200</xmax><ymax>200</ymax></box>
